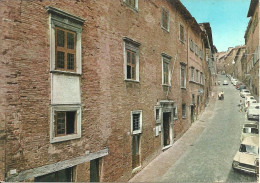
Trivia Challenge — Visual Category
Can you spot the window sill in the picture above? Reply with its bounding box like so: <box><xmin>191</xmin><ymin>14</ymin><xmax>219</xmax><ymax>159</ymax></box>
<box><xmin>123</xmin><ymin>2</ymin><xmax>138</xmax><ymax>12</ymax></box>
<box><xmin>132</xmin><ymin>166</ymin><xmax>142</xmax><ymax>174</ymax></box>
<box><xmin>182</xmin><ymin>116</ymin><xmax>187</xmax><ymax>119</ymax></box>
<box><xmin>162</xmin><ymin>144</ymin><xmax>172</xmax><ymax>151</ymax></box>
<box><xmin>50</xmin><ymin>133</ymin><xmax>81</xmax><ymax>143</ymax></box>
<box><xmin>161</xmin><ymin>26</ymin><xmax>170</xmax><ymax>33</ymax></box>
<box><xmin>162</xmin><ymin>84</ymin><xmax>171</xmax><ymax>87</ymax></box>
<box><xmin>179</xmin><ymin>39</ymin><xmax>186</xmax><ymax>44</ymax></box>
<box><xmin>124</xmin><ymin>79</ymin><xmax>140</xmax><ymax>83</ymax></box>
<box><xmin>50</xmin><ymin>70</ymin><xmax>81</xmax><ymax>76</ymax></box>
<box><xmin>181</xmin><ymin>87</ymin><xmax>186</xmax><ymax>90</ymax></box>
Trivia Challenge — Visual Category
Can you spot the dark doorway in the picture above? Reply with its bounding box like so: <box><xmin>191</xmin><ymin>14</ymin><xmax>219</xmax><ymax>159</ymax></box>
<box><xmin>163</xmin><ymin>112</ymin><xmax>171</xmax><ymax>147</ymax></box>
<box><xmin>191</xmin><ymin>106</ymin><xmax>195</xmax><ymax>123</ymax></box>
<box><xmin>90</xmin><ymin>159</ymin><xmax>99</xmax><ymax>182</ymax></box>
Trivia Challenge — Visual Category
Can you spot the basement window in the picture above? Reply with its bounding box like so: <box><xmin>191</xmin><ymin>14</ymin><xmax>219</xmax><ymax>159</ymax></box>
<box><xmin>182</xmin><ymin>104</ymin><xmax>186</xmax><ymax>118</ymax></box>
<box><xmin>35</xmin><ymin>167</ymin><xmax>73</xmax><ymax>182</ymax></box>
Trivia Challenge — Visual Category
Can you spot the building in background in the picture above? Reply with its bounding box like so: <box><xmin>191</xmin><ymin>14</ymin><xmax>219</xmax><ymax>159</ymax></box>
<box><xmin>243</xmin><ymin>0</ymin><xmax>259</xmax><ymax>98</ymax></box>
<box><xmin>0</xmin><ymin>0</ymin><xmax>215</xmax><ymax>182</ymax></box>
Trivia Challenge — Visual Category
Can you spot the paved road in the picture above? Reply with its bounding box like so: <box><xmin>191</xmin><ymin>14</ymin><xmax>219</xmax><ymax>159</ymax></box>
<box><xmin>160</xmin><ymin>75</ymin><xmax>257</xmax><ymax>182</ymax></box>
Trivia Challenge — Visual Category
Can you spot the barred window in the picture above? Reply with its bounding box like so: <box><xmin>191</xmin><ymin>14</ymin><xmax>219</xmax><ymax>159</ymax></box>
<box><xmin>131</xmin><ymin>110</ymin><xmax>142</xmax><ymax>134</ymax></box>
<box><xmin>182</xmin><ymin>104</ymin><xmax>186</xmax><ymax>118</ymax></box>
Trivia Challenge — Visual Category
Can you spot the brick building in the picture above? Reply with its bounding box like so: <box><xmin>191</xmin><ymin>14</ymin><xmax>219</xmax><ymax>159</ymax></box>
<box><xmin>243</xmin><ymin>0</ymin><xmax>259</xmax><ymax>98</ymax></box>
<box><xmin>0</xmin><ymin>0</ymin><xmax>214</xmax><ymax>182</ymax></box>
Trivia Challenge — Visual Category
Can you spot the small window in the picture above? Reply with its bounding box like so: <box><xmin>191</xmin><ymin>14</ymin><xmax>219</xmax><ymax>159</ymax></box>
<box><xmin>173</xmin><ymin>106</ymin><xmax>178</xmax><ymax>120</ymax></box>
<box><xmin>124</xmin><ymin>0</ymin><xmax>138</xmax><ymax>10</ymax></box>
<box><xmin>50</xmin><ymin>105</ymin><xmax>81</xmax><ymax>143</ymax></box>
<box><xmin>192</xmin><ymin>94</ymin><xmax>195</xmax><ymax>104</ymax></box>
<box><xmin>182</xmin><ymin>104</ymin><xmax>186</xmax><ymax>118</ymax></box>
<box><xmin>55</xmin><ymin>111</ymin><xmax>76</xmax><ymax>136</ymax></box>
<box><xmin>35</xmin><ymin>167</ymin><xmax>73</xmax><ymax>182</ymax></box>
<box><xmin>180</xmin><ymin>65</ymin><xmax>186</xmax><ymax>88</ymax></box>
<box><xmin>162</xmin><ymin>57</ymin><xmax>170</xmax><ymax>85</ymax></box>
<box><xmin>154</xmin><ymin>106</ymin><xmax>161</xmax><ymax>123</ymax></box>
<box><xmin>161</xmin><ymin>7</ymin><xmax>169</xmax><ymax>31</ymax></box>
<box><xmin>189</xmin><ymin>39</ymin><xmax>194</xmax><ymax>52</ymax></box>
<box><xmin>131</xmin><ymin>110</ymin><xmax>142</xmax><ymax>134</ymax></box>
<box><xmin>179</xmin><ymin>24</ymin><xmax>185</xmax><ymax>42</ymax></box>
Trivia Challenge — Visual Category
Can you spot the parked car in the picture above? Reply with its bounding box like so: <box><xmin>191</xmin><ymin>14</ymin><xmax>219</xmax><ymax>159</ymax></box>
<box><xmin>232</xmin><ymin>136</ymin><xmax>259</xmax><ymax>174</ymax></box>
<box><xmin>244</xmin><ymin>96</ymin><xmax>255</xmax><ymax>108</ymax></box>
<box><xmin>244</xmin><ymin>93</ymin><xmax>252</xmax><ymax>98</ymax></box>
<box><xmin>233</xmin><ymin>80</ymin><xmax>238</xmax><ymax>86</ymax></box>
<box><xmin>240</xmin><ymin>122</ymin><xmax>259</xmax><ymax>142</ymax></box>
<box><xmin>223</xmin><ymin>80</ymin><xmax>228</xmax><ymax>85</ymax></box>
<box><xmin>247</xmin><ymin>104</ymin><xmax>260</xmax><ymax>120</ymax></box>
<box><xmin>239</xmin><ymin>85</ymin><xmax>247</xmax><ymax>91</ymax></box>
<box><xmin>240</xmin><ymin>89</ymin><xmax>250</xmax><ymax>98</ymax></box>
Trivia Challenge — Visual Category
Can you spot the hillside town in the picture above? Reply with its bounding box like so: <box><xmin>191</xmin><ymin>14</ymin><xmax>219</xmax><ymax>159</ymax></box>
<box><xmin>0</xmin><ymin>0</ymin><xmax>258</xmax><ymax>182</ymax></box>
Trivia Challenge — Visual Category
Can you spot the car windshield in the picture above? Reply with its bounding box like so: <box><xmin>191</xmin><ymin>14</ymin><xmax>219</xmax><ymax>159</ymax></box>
<box><xmin>239</xmin><ymin>144</ymin><xmax>259</xmax><ymax>155</ymax></box>
<box><xmin>243</xmin><ymin>127</ymin><xmax>259</xmax><ymax>134</ymax></box>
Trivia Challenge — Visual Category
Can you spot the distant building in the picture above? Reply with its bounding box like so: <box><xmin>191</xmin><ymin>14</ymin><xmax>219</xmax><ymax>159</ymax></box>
<box><xmin>243</xmin><ymin>0</ymin><xmax>259</xmax><ymax>98</ymax></box>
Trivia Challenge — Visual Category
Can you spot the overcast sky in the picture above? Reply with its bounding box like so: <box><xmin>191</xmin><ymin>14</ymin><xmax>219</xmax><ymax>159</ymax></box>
<box><xmin>180</xmin><ymin>0</ymin><xmax>251</xmax><ymax>52</ymax></box>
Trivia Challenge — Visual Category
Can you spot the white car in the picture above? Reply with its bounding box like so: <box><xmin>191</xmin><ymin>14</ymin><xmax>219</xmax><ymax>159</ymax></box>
<box><xmin>240</xmin><ymin>123</ymin><xmax>259</xmax><ymax>142</ymax></box>
<box><xmin>244</xmin><ymin>96</ymin><xmax>256</xmax><ymax>108</ymax></box>
<box><xmin>233</xmin><ymin>80</ymin><xmax>238</xmax><ymax>86</ymax></box>
<box><xmin>247</xmin><ymin>104</ymin><xmax>260</xmax><ymax>120</ymax></box>
<box><xmin>232</xmin><ymin>136</ymin><xmax>259</xmax><ymax>174</ymax></box>
<box><xmin>240</xmin><ymin>89</ymin><xmax>250</xmax><ymax>98</ymax></box>
<box><xmin>223</xmin><ymin>80</ymin><xmax>228</xmax><ymax>85</ymax></box>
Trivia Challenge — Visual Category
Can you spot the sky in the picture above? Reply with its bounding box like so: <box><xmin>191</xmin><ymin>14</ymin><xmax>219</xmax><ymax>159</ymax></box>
<box><xmin>180</xmin><ymin>0</ymin><xmax>251</xmax><ymax>52</ymax></box>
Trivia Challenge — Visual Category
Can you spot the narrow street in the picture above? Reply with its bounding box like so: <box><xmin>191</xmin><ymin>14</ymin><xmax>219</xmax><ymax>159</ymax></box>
<box><xmin>160</xmin><ymin>74</ymin><xmax>257</xmax><ymax>182</ymax></box>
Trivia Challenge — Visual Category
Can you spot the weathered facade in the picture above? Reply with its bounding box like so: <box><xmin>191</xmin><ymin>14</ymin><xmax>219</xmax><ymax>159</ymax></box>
<box><xmin>243</xmin><ymin>0</ymin><xmax>259</xmax><ymax>98</ymax></box>
<box><xmin>0</xmin><ymin>0</ymin><xmax>214</xmax><ymax>182</ymax></box>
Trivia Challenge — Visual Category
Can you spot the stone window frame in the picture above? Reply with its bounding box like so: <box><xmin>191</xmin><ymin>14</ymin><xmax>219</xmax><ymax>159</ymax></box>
<box><xmin>47</xmin><ymin>6</ymin><xmax>85</xmax><ymax>75</ymax></box>
<box><xmin>131</xmin><ymin>110</ymin><xmax>142</xmax><ymax>135</ymax></box>
<box><xmin>173</xmin><ymin>106</ymin><xmax>178</xmax><ymax>120</ymax></box>
<box><xmin>161</xmin><ymin>7</ymin><xmax>170</xmax><ymax>32</ymax></box>
<box><xmin>161</xmin><ymin>53</ymin><xmax>172</xmax><ymax>86</ymax></box>
<box><xmin>179</xmin><ymin>23</ymin><xmax>185</xmax><ymax>43</ymax></box>
<box><xmin>50</xmin><ymin>105</ymin><xmax>81</xmax><ymax>143</ymax></box>
<box><xmin>180</xmin><ymin>63</ymin><xmax>186</xmax><ymax>89</ymax></box>
<box><xmin>124</xmin><ymin>0</ymin><xmax>139</xmax><ymax>11</ymax></box>
<box><xmin>123</xmin><ymin>37</ymin><xmax>141</xmax><ymax>82</ymax></box>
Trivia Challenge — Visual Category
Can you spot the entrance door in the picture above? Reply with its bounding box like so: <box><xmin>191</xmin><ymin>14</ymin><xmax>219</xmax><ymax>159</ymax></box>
<box><xmin>90</xmin><ymin>159</ymin><xmax>99</xmax><ymax>182</ymax></box>
<box><xmin>132</xmin><ymin>134</ymin><xmax>140</xmax><ymax>169</ymax></box>
<box><xmin>163</xmin><ymin>112</ymin><xmax>171</xmax><ymax>147</ymax></box>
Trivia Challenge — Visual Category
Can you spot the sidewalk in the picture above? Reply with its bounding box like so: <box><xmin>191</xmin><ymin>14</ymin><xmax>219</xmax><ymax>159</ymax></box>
<box><xmin>129</xmin><ymin>86</ymin><xmax>218</xmax><ymax>182</ymax></box>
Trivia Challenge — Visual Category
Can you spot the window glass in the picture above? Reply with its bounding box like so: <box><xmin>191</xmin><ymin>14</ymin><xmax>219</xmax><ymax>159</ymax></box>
<box><xmin>133</xmin><ymin>114</ymin><xmax>140</xmax><ymax>131</ymax></box>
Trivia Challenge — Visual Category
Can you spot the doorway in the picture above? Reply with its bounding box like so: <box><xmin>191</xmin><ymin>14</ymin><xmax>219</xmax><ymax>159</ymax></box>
<box><xmin>163</xmin><ymin>112</ymin><xmax>171</xmax><ymax>147</ymax></box>
<box><xmin>90</xmin><ymin>159</ymin><xmax>99</xmax><ymax>182</ymax></box>
<box><xmin>190</xmin><ymin>105</ymin><xmax>195</xmax><ymax>123</ymax></box>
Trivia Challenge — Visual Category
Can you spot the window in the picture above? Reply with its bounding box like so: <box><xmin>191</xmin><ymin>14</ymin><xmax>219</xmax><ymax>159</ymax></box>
<box><xmin>51</xmin><ymin>105</ymin><xmax>81</xmax><ymax>143</ymax></box>
<box><xmin>173</xmin><ymin>106</ymin><xmax>178</xmax><ymax>120</ymax></box>
<box><xmin>55</xmin><ymin>27</ymin><xmax>76</xmax><ymax>71</ymax></box>
<box><xmin>190</xmin><ymin>67</ymin><xmax>194</xmax><ymax>81</ymax></box>
<box><xmin>47</xmin><ymin>6</ymin><xmax>85</xmax><ymax>74</ymax></box>
<box><xmin>123</xmin><ymin>37</ymin><xmax>140</xmax><ymax>82</ymax></box>
<box><xmin>180</xmin><ymin>65</ymin><xmax>186</xmax><ymax>88</ymax></box>
<box><xmin>179</xmin><ymin>24</ymin><xmax>185</xmax><ymax>42</ymax></box>
<box><xmin>132</xmin><ymin>134</ymin><xmax>140</xmax><ymax>169</ymax></box>
<box><xmin>192</xmin><ymin>94</ymin><xmax>195</xmax><ymax>104</ymax></box>
<box><xmin>124</xmin><ymin>0</ymin><xmax>138</xmax><ymax>10</ymax></box>
<box><xmin>35</xmin><ymin>167</ymin><xmax>73</xmax><ymax>182</ymax></box>
<box><xmin>189</xmin><ymin>38</ymin><xmax>194</xmax><ymax>52</ymax></box>
<box><xmin>195</xmin><ymin>44</ymin><xmax>198</xmax><ymax>56</ymax></box>
<box><xmin>200</xmin><ymin>72</ymin><xmax>203</xmax><ymax>84</ymax></box>
<box><xmin>131</xmin><ymin>110</ymin><xmax>142</xmax><ymax>134</ymax></box>
<box><xmin>196</xmin><ymin>70</ymin><xmax>199</xmax><ymax>83</ymax></box>
<box><xmin>162</xmin><ymin>56</ymin><xmax>171</xmax><ymax>85</ymax></box>
<box><xmin>161</xmin><ymin>7</ymin><xmax>169</xmax><ymax>31</ymax></box>
<box><xmin>182</xmin><ymin>104</ymin><xmax>186</xmax><ymax>118</ymax></box>
<box><xmin>154</xmin><ymin>106</ymin><xmax>161</xmax><ymax>124</ymax></box>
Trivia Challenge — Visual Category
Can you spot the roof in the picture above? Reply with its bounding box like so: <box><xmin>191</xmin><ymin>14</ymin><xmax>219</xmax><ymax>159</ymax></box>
<box><xmin>247</xmin><ymin>0</ymin><xmax>258</xmax><ymax>17</ymax></box>
<box><xmin>242</xmin><ymin>136</ymin><xmax>259</xmax><ymax>147</ymax></box>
